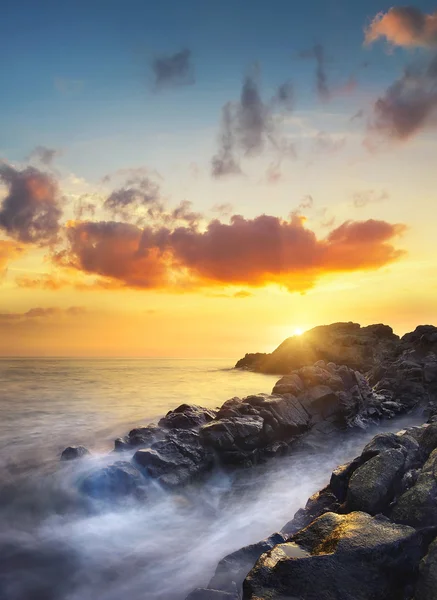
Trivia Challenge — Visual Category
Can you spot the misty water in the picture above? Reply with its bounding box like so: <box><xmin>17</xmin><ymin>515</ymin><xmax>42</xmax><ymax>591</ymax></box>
<box><xmin>0</xmin><ymin>359</ymin><xmax>424</xmax><ymax>600</ymax></box>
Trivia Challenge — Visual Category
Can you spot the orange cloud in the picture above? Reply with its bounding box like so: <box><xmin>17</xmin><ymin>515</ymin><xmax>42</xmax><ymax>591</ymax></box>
<box><xmin>0</xmin><ymin>306</ymin><xmax>87</xmax><ymax>323</ymax></box>
<box><xmin>55</xmin><ymin>214</ymin><xmax>406</xmax><ymax>293</ymax></box>
<box><xmin>365</xmin><ymin>7</ymin><xmax>437</xmax><ymax>48</ymax></box>
<box><xmin>0</xmin><ymin>240</ymin><xmax>24</xmax><ymax>273</ymax></box>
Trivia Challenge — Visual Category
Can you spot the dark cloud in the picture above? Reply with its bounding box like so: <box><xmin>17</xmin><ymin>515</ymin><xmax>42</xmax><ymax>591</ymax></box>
<box><xmin>57</xmin><ymin>213</ymin><xmax>406</xmax><ymax>293</ymax></box>
<box><xmin>211</xmin><ymin>73</ymin><xmax>296</xmax><ymax>178</ymax></box>
<box><xmin>299</xmin><ymin>44</ymin><xmax>329</xmax><ymax>101</ymax></box>
<box><xmin>104</xmin><ymin>177</ymin><xmax>163</xmax><ymax>221</ymax></box>
<box><xmin>28</xmin><ymin>146</ymin><xmax>61</xmax><ymax>166</ymax></box>
<box><xmin>365</xmin><ymin>7</ymin><xmax>437</xmax><ymax>48</ymax></box>
<box><xmin>74</xmin><ymin>195</ymin><xmax>97</xmax><ymax>220</ymax></box>
<box><xmin>151</xmin><ymin>49</ymin><xmax>195</xmax><ymax>88</ymax></box>
<box><xmin>0</xmin><ymin>163</ymin><xmax>63</xmax><ymax>244</ymax></box>
<box><xmin>211</xmin><ymin>103</ymin><xmax>243</xmax><ymax>178</ymax></box>
<box><xmin>353</xmin><ymin>190</ymin><xmax>389</xmax><ymax>208</ymax></box>
<box><xmin>366</xmin><ymin>58</ymin><xmax>437</xmax><ymax>144</ymax></box>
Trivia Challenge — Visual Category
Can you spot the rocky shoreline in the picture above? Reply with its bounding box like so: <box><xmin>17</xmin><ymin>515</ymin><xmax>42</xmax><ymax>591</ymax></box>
<box><xmin>61</xmin><ymin>323</ymin><xmax>437</xmax><ymax>599</ymax></box>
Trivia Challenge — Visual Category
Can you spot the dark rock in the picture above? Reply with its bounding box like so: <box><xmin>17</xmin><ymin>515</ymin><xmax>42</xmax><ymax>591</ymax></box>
<box><xmin>200</xmin><ymin>416</ymin><xmax>264</xmax><ymax>453</ymax></box>
<box><xmin>281</xmin><ymin>486</ymin><xmax>340</xmax><ymax>537</ymax></box>
<box><xmin>206</xmin><ymin>533</ymin><xmax>285</xmax><ymax>596</ymax></box>
<box><xmin>235</xmin><ymin>321</ymin><xmax>399</xmax><ymax>375</ymax></box>
<box><xmin>114</xmin><ymin>424</ymin><xmax>165</xmax><ymax>451</ymax></box>
<box><xmin>392</xmin><ymin>448</ymin><xmax>437</xmax><ymax>528</ymax></box>
<box><xmin>133</xmin><ymin>429</ymin><xmax>213</xmax><ymax>488</ymax></box>
<box><xmin>60</xmin><ymin>446</ymin><xmax>90</xmax><ymax>461</ymax></box>
<box><xmin>345</xmin><ymin>448</ymin><xmax>405</xmax><ymax>514</ymax></box>
<box><xmin>415</xmin><ymin>537</ymin><xmax>437</xmax><ymax>600</ymax></box>
<box><xmin>80</xmin><ymin>461</ymin><xmax>148</xmax><ymax>501</ymax></box>
<box><xmin>243</xmin><ymin>511</ymin><xmax>424</xmax><ymax>600</ymax></box>
<box><xmin>158</xmin><ymin>404</ymin><xmax>216</xmax><ymax>430</ymax></box>
<box><xmin>420</xmin><ymin>423</ymin><xmax>437</xmax><ymax>458</ymax></box>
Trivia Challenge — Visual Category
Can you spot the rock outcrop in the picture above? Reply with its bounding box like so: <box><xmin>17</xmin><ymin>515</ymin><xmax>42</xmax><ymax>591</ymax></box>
<box><xmin>186</xmin><ymin>420</ymin><xmax>437</xmax><ymax>600</ymax></box>
<box><xmin>236</xmin><ymin>322</ymin><xmax>399</xmax><ymax>374</ymax></box>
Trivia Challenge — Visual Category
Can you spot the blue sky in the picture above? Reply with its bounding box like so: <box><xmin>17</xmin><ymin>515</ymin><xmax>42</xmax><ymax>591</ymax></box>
<box><xmin>2</xmin><ymin>0</ymin><xmax>432</xmax><ymax>180</ymax></box>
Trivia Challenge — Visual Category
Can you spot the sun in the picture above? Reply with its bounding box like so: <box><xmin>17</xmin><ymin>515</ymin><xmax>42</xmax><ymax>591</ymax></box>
<box><xmin>293</xmin><ymin>327</ymin><xmax>304</xmax><ymax>336</ymax></box>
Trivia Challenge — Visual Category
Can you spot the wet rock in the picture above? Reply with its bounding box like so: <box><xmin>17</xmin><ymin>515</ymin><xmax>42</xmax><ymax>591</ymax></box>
<box><xmin>206</xmin><ymin>533</ymin><xmax>285</xmax><ymax>596</ymax></box>
<box><xmin>133</xmin><ymin>429</ymin><xmax>213</xmax><ymax>488</ymax></box>
<box><xmin>114</xmin><ymin>424</ymin><xmax>165</xmax><ymax>451</ymax></box>
<box><xmin>281</xmin><ymin>486</ymin><xmax>340</xmax><ymax>537</ymax></box>
<box><xmin>158</xmin><ymin>404</ymin><xmax>216</xmax><ymax>430</ymax></box>
<box><xmin>80</xmin><ymin>461</ymin><xmax>148</xmax><ymax>501</ymax></box>
<box><xmin>60</xmin><ymin>446</ymin><xmax>90</xmax><ymax>461</ymax></box>
<box><xmin>392</xmin><ymin>448</ymin><xmax>437</xmax><ymax>528</ymax></box>
<box><xmin>345</xmin><ymin>448</ymin><xmax>405</xmax><ymax>514</ymax></box>
<box><xmin>200</xmin><ymin>416</ymin><xmax>264</xmax><ymax>453</ymax></box>
<box><xmin>415</xmin><ymin>537</ymin><xmax>437</xmax><ymax>600</ymax></box>
<box><xmin>243</xmin><ymin>512</ymin><xmax>423</xmax><ymax>600</ymax></box>
<box><xmin>419</xmin><ymin>423</ymin><xmax>437</xmax><ymax>458</ymax></box>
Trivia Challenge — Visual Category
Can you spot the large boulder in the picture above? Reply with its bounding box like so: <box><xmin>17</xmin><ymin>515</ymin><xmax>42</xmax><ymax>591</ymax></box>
<box><xmin>415</xmin><ymin>537</ymin><xmax>437</xmax><ymax>600</ymax></box>
<box><xmin>235</xmin><ymin>322</ymin><xmax>399</xmax><ymax>374</ymax></box>
<box><xmin>243</xmin><ymin>511</ymin><xmax>424</xmax><ymax>600</ymax></box>
<box><xmin>392</xmin><ymin>448</ymin><xmax>437</xmax><ymax>528</ymax></box>
<box><xmin>114</xmin><ymin>423</ymin><xmax>165</xmax><ymax>451</ymax></box>
<box><xmin>133</xmin><ymin>429</ymin><xmax>213</xmax><ymax>488</ymax></box>
<box><xmin>80</xmin><ymin>461</ymin><xmax>148</xmax><ymax>501</ymax></box>
<box><xmin>158</xmin><ymin>404</ymin><xmax>216</xmax><ymax>430</ymax></box>
<box><xmin>345</xmin><ymin>448</ymin><xmax>406</xmax><ymax>514</ymax></box>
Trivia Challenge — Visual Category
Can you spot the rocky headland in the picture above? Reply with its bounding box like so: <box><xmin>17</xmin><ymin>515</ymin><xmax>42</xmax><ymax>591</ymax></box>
<box><xmin>62</xmin><ymin>323</ymin><xmax>437</xmax><ymax>599</ymax></box>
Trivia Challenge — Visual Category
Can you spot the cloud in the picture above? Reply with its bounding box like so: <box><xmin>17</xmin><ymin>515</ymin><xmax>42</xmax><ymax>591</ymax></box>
<box><xmin>233</xmin><ymin>290</ymin><xmax>253</xmax><ymax>298</ymax></box>
<box><xmin>28</xmin><ymin>146</ymin><xmax>61</xmax><ymax>166</ymax></box>
<box><xmin>312</xmin><ymin>131</ymin><xmax>346</xmax><ymax>154</ymax></box>
<box><xmin>56</xmin><ymin>213</ymin><xmax>406</xmax><ymax>293</ymax></box>
<box><xmin>0</xmin><ymin>163</ymin><xmax>63</xmax><ymax>244</ymax></box>
<box><xmin>211</xmin><ymin>72</ymin><xmax>296</xmax><ymax>178</ymax></box>
<box><xmin>0</xmin><ymin>240</ymin><xmax>24</xmax><ymax>274</ymax></box>
<box><xmin>299</xmin><ymin>44</ymin><xmax>329</xmax><ymax>101</ymax></box>
<box><xmin>366</xmin><ymin>59</ymin><xmax>437</xmax><ymax>144</ymax></box>
<box><xmin>352</xmin><ymin>190</ymin><xmax>389</xmax><ymax>208</ymax></box>
<box><xmin>104</xmin><ymin>177</ymin><xmax>163</xmax><ymax>221</ymax></box>
<box><xmin>151</xmin><ymin>49</ymin><xmax>195</xmax><ymax>88</ymax></box>
<box><xmin>365</xmin><ymin>7</ymin><xmax>437</xmax><ymax>48</ymax></box>
<box><xmin>0</xmin><ymin>306</ymin><xmax>86</xmax><ymax>323</ymax></box>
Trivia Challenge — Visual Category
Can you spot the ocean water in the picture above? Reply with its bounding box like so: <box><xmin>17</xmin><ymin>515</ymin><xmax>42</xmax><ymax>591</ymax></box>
<box><xmin>0</xmin><ymin>358</ymin><xmax>424</xmax><ymax>600</ymax></box>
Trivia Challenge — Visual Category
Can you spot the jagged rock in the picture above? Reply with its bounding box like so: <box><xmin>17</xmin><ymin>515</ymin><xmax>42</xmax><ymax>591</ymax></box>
<box><xmin>281</xmin><ymin>486</ymin><xmax>340</xmax><ymax>537</ymax></box>
<box><xmin>114</xmin><ymin>424</ymin><xmax>165</xmax><ymax>451</ymax></box>
<box><xmin>133</xmin><ymin>429</ymin><xmax>213</xmax><ymax>488</ymax></box>
<box><xmin>392</xmin><ymin>448</ymin><xmax>437</xmax><ymax>528</ymax></box>
<box><xmin>243</xmin><ymin>512</ymin><xmax>424</xmax><ymax>600</ymax></box>
<box><xmin>204</xmin><ymin>533</ymin><xmax>285</xmax><ymax>597</ymax></box>
<box><xmin>200</xmin><ymin>416</ymin><xmax>264</xmax><ymax>453</ymax></box>
<box><xmin>415</xmin><ymin>537</ymin><xmax>437</xmax><ymax>600</ymax></box>
<box><xmin>345</xmin><ymin>448</ymin><xmax>406</xmax><ymax>514</ymax></box>
<box><xmin>235</xmin><ymin>322</ymin><xmax>399</xmax><ymax>374</ymax></box>
<box><xmin>158</xmin><ymin>404</ymin><xmax>216</xmax><ymax>430</ymax></box>
<box><xmin>80</xmin><ymin>461</ymin><xmax>147</xmax><ymax>500</ymax></box>
<box><xmin>60</xmin><ymin>446</ymin><xmax>90</xmax><ymax>461</ymax></box>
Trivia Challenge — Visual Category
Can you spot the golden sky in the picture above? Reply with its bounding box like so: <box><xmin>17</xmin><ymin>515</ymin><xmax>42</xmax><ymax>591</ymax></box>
<box><xmin>1</xmin><ymin>5</ymin><xmax>436</xmax><ymax>357</ymax></box>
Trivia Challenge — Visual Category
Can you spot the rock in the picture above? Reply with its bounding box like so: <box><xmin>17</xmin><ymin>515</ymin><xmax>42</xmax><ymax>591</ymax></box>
<box><xmin>415</xmin><ymin>537</ymin><xmax>437</xmax><ymax>600</ymax></box>
<box><xmin>80</xmin><ymin>461</ymin><xmax>148</xmax><ymax>501</ymax></box>
<box><xmin>243</xmin><ymin>512</ymin><xmax>424</xmax><ymax>600</ymax></box>
<box><xmin>206</xmin><ymin>533</ymin><xmax>285</xmax><ymax>596</ymax></box>
<box><xmin>60</xmin><ymin>446</ymin><xmax>90</xmax><ymax>461</ymax></box>
<box><xmin>345</xmin><ymin>449</ymin><xmax>405</xmax><ymax>514</ymax></box>
<box><xmin>133</xmin><ymin>429</ymin><xmax>213</xmax><ymax>488</ymax></box>
<box><xmin>200</xmin><ymin>416</ymin><xmax>264</xmax><ymax>453</ymax></box>
<box><xmin>281</xmin><ymin>487</ymin><xmax>340</xmax><ymax>537</ymax></box>
<box><xmin>271</xmin><ymin>373</ymin><xmax>304</xmax><ymax>395</ymax></box>
<box><xmin>158</xmin><ymin>404</ymin><xmax>216</xmax><ymax>430</ymax></box>
<box><xmin>419</xmin><ymin>423</ymin><xmax>437</xmax><ymax>458</ymax></box>
<box><xmin>235</xmin><ymin>322</ymin><xmax>399</xmax><ymax>375</ymax></box>
<box><xmin>114</xmin><ymin>424</ymin><xmax>165</xmax><ymax>451</ymax></box>
<box><xmin>392</xmin><ymin>448</ymin><xmax>437</xmax><ymax>528</ymax></box>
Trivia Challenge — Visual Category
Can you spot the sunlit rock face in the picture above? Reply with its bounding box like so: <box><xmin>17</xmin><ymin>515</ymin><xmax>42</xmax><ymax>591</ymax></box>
<box><xmin>235</xmin><ymin>322</ymin><xmax>399</xmax><ymax>374</ymax></box>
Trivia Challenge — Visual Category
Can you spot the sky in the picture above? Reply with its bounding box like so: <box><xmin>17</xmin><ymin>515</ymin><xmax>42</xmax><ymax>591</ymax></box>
<box><xmin>1</xmin><ymin>0</ymin><xmax>437</xmax><ymax>357</ymax></box>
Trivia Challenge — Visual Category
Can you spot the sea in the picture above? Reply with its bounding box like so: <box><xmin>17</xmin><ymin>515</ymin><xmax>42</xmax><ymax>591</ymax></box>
<box><xmin>0</xmin><ymin>358</ymin><xmax>424</xmax><ymax>600</ymax></box>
